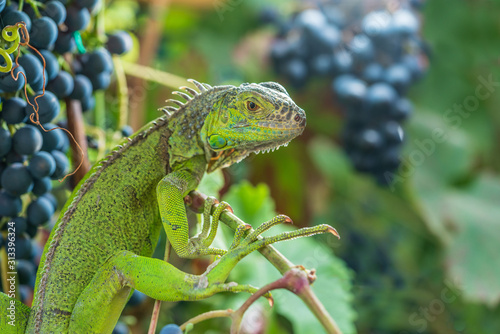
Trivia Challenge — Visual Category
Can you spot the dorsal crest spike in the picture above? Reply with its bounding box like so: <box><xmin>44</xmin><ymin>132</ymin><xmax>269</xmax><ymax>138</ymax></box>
<box><xmin>202</xmin><ymin>83</ymin><xmax>212</xmax><ymax>89</ymax></box>
<box><xmin>187</xmin><ymin>79</ymin><xmax>207</xmax><ymax>92</ymax></box>
<box><xmin>166</xmin><ymin>99</ymin><xmax>184</xmax><ymax>107</ymax></box>
<box><xmin>181</xmin><ymin>86</ymin><xmax>198</xmax><ymax>96</ymax></box>
<box><xmin>172</xmin><ymin>91</ymin><xmax>192</xmax><ymax>101</ymax></box>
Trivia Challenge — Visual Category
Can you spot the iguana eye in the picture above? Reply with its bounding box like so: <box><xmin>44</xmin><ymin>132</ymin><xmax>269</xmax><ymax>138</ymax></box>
<box><xmin>246</xmin><ymin>101</ymin><xmax>260</xmax><ymax>111</ymax></box>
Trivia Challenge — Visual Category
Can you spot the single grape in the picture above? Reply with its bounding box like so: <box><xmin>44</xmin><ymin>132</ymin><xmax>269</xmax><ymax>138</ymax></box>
<box><xmin>0</xmin><ymin>127</ymin><xmax>13</xmax><ymax>157</ymax></box>
<box><xmin>14</xmin><ymin>236</ymin><xmax>33</xmax><ymax>260</ymax></box>
<box><xmin>384</xmin><ymin>64</ymin><xmax>411</xmax><ymax>94</ymax></box>
<box><xmin>121</xmin><ymin>125</ymin><xmax>133</xmax><ymax>137</ymax></box>
<box><xmin>333</xmin><ymin>75</ymin><xmax>367</xmax><ymax>108</ymax></box>
<box><xmin>30</xmin><ymin>17</ymin><xmax>58</xmax><ymax>49</ymax></box>
<box><xmin>364</xmin><ymin>83</ymin><xmax>398</xmax><ymax>115</ymax></box>
<box><xmin>16</xmin><ymin>259</ymin><xmax>36</xmax><ymax>287</ymax></box>
<box><xmin>311</xmin><ymin>54</ymin><xmax>333</xmax><ymax>76</ymax></box>
<box><xmin>106</xmin><ymin>31</ymin><xmax>133</xmax><ymax>55</ymax></box>
<box><xmin>112</xmin><ymin>322</ymin><xmax>129</xmax><ymax>334</ymax></box>
<box><xmin>81</xmin><ymin>95</ymin><xmax>95</xmax><ymax>112</ymax></box>
<box><xmin>283</xmin><ymin>58</ymin><xmax>307</xmax><ymax>89</ymax></box>
<box><xmin>86</xmin><ymin>48</ymin><xmax>113</xmax><ymax>74</ymax></box>
<box><xmin>32</xmin><ymin>176</ymin><xmax>52</xmax><ymax>196</ymax></box>
<box><xmin>47</xmin><ymin>71</ymin><xmax>75</xmax><ymax>99</ymax></box>
<box><xmin>34</xmin><ymin>50</ymin><xmax>60</xmax><ymax>81</ymax></box>
<box><xmin>0</xmin><ymin>65</ymin><xmax>26</xmax><ymax>93</ymax></box>
<box><xmin>18</xmin><ymin>54</ymin><xmax>43</xmax><ymax>85</ymax></box>
<box><xmin>2</xmin><ymin>10</ymin><xmax>32</xmax><ymax>32</ymax></box>
<box><xmin>28</xmin><ymin>151</ymin><xmax>56</xmax><ymax>179</ymax></box>
<box><xmin>12</xmin><ymin>124</ymin><xmax>43</xmax><ymax>155</ymax></box>
<box><xmin>361</xmin><ymin>11</ymin><xmax>394</xmax><ymax>40</ymax></box>
<box><xmin>126</xmin><ymin>290</ymin><xmax>146</xmax><ymax>307</ymax></box>
<box><xmin>0</xmin><ymin>190</ymin><xmax>22</xmax><ymax>217</ymax></box>
<box><xmin>1</xmin><ymin>163</ymin><xmax>34</xmax><ymax>196</ymax></box>
<box><xmin>380</xmin><ymin>121</ymin><xmax>404</xmax><ymax>144</ymax></box>
<box><xmin>39</xmin><ymin>124</ymin><xmax>65</xmax><ymax>152</ymax></box>
<box><xmin>9</xmin><ymin>216</ymin><xmax>27</xmax><ymax>236</ymax></box>
<box><xmin>87</xmin><ymin>72</ymin><xmax>111</xmax><ymax>91</ymax></box>
<box><xmin>349</xmin><ymin>34</ymin><xmax>375</xmax><ymax>63</ymax></box>
<box><xmin>50</xmin><ymin>150</ymin><xmax>69</xmax><ymax>179</ymax></box>
<box><xmin>65</xmin><ymin>6</ymin><xmax>90</xmax><ymax>32</ymax></box>
<box><xmin>392</xmin><ymin>9</ymin><xmax>419</xmax><ymax>37</ymax></box>
<box><xmin>159</xmin><ymin>324</ymin><xmax>182</xmax><ymax>334</ymax></box>
<box><xmin>41</xmin><ymin>1</ymin><xmax>67</xmax><ymax>25</ymax></box>
<box><xmin>54</xmin><ymin>32</ymin><xmax>76</xmax><ymax>54</ymax></box>
<box><xmin>2</xmin><ymin>97</ymin><xmax>28</xmax><ymax>124</ymax></box>
<box><xmin>362</xmin><ymin>63</ymin><xmax>384</xmax><ymax>84</ymax></box>
<box><xmin>25</xmin><ymin>90</ymin><xmax>60</xmax><ymax>124</ymax></box>
<box><xmin>391</xmin><ymin>98</ymin><xmax>413</xmax><ymax>121</ymax></box>
<box><xmin>41</xmin><ymin>192</ymin><xmax>58</xmax><ymax>211</ymax></box>
<box><xmin>331</xmin><ymin>50</ymin><xmax>353</xmax><ymax>75</ymax></box>
<box><xmin>69</xmin><ymin>74</ymin><xmax>93</xmax><ymax>100</ymax></box>
<box><xmin>27</xmin><ymin>196</ymin><xmax>54</xmax><ymax>226</ymax></box>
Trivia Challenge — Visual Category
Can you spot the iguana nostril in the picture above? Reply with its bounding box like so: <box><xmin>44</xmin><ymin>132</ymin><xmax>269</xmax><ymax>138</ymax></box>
<box><xmin>294</xmin><ymin>114</ymin><xmax>304</xmax><ymax>123</ymax></box>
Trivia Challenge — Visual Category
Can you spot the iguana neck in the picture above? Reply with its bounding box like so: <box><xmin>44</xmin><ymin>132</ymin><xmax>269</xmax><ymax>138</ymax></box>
<box><xmin>166</xmin><ymin>85</ymin><xmax>233</xmax><ymax>170</ymax></box>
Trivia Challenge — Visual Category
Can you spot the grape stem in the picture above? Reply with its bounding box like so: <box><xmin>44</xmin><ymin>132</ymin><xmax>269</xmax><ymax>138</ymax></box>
<box><xmin>185</xmin><ymin>191</ymin><xmax>343</xmax><ymax>334</ymax></box>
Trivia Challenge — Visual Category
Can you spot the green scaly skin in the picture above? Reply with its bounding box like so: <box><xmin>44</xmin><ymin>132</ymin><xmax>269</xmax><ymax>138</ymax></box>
<box><xmin>0</xmin><ymin>80</ymin><xmax>339</xmax><ymax>333</ymax></box>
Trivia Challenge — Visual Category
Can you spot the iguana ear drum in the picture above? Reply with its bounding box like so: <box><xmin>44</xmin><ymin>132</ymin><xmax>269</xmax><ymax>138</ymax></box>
<box><xmin>258</xmin><ymin>82</ymin><xmax>290</xmax><ymax>97</ymax></box>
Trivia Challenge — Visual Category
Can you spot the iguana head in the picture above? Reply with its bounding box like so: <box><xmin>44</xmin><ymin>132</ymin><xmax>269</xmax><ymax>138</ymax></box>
<box><xmin>202</xmin><ymin>82</ymin><xmax>306</xmax><ymax>172</ymax></box>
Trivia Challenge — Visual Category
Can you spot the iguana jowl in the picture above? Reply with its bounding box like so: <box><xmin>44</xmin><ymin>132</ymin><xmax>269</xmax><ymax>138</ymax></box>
<box><xmin>1</xmin><ymin>80</ymin><xmax>339</xmax><ymax>333</ymax></box>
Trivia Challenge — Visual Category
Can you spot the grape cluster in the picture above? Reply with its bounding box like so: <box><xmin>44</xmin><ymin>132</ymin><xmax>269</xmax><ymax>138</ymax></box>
<box><xmin>269</xmin><ymin>1</ymin><xmax>427</xmax><ymax>185</ymax></box>
<box><xmin>0</xmin><ymin>0</ymin><xmax>133</xmax><ymax>302</ymax></box>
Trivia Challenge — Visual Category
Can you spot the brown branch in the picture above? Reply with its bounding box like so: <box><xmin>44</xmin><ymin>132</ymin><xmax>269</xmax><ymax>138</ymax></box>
<box><xmin>65</xmin><ymin>99</ymin><xmax>91</xmax><ymax>187</ymax></box>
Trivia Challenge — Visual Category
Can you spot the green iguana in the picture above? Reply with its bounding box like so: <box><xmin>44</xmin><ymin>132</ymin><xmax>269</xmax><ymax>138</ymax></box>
<box><xmin>0</xmin><ymin>80</ymin><xmax>339</xmax><ymax>333</ymax></box>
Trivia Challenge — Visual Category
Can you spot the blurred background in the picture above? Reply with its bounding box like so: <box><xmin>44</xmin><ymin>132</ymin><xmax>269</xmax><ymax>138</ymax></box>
<box><xmin>1</xmin><ymin>0</ymin><xmax>500</xmax><ymax>333</ymax></box>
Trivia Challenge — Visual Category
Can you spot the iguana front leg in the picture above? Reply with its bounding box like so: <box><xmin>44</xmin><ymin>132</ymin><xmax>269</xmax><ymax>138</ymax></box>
<box><xmin>157</xmin><ymin>155</ymin><xmax>227</xmax><ymax>258</ymax></box>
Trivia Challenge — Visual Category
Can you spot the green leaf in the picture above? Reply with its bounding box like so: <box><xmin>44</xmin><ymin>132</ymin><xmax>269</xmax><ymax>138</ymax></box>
<box><xmin>222</xmin><ymin>182</ymin><xmax>356</xmax><ymax>334</ymax></box>
<box><xmin>444</xmin><ymin>174</ymin><xmax>500</xmax><ymax>306</ymax></box>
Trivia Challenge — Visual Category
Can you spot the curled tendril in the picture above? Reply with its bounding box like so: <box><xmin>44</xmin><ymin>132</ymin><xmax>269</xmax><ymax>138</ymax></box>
<box><xmin>0</xmin><ymin>24</ymin><xmax>22</xmax><ymax>72</ymax></box>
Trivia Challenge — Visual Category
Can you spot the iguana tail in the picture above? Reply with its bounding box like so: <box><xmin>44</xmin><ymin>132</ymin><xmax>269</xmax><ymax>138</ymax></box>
<box><xmin>0</xmin><ymin>292</ymin><xmax>30</xmax><ymax>333</ymax></box>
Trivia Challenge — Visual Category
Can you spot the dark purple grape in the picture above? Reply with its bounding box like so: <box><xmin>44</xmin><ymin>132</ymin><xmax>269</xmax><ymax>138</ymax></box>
<box><xmin>87</xmin><ymin>72</ymin><xmax>111</xmax><ymax>91</ymax></box>
<box><xmin>310</xmin><ymin>25</ymin><xmax>341</xmax><ymax>51</ymax></box>
<box><xmin>2</xmin><ymin>97</ymin><xmax>27</xmax><ymax>124</ymax></box>
<box><xmin>0</xmin><ymin>128</ymin><xmax>11</xmax><ymax>157</ymax></box>
<box><xmin>2</xmin><ymin>10</ymin><xmax>32</xmax><ymax>31</ymax></box>
<box><xmin>34</xmin><ymin>50</ymin><xmax>59</xmax><ymax>81</ymax></box>
<box><xmin>362</xmin><ymin>11</ymin><xmax>394</xmax><ymax>40</ymax></box>
<box><xmin>106</xmin><ymin>31</ymin><xmax>133</xmax><ymax>55</ymax></box>
<box><xmin>1</xmin><ymin>163</ymin><xmax>34</xmax><ymax>196</ymax></box>
<box><xmin>159</xmin><ymin>324</ymin><xmax>182</xmax><ymax>334</ymax></box>
<box><xmin>9</xmin><ymin>216</ymin><xmax>27</xmax><ymax>236</ymax></box>
<box><xmin>27</xmin><ymin>196</ymin><xmax>54</xmax><ymax>226</ymax></box>
<box><xmin>384</xmin><ymin>64</ymin><xmax>411</xmax><ymax>94</ymax></box>
<box><xmin>364</xmin><ymin>83</ymin><xmax>398</xmax><ymax>115</ymax></box>
<box><xmin>0</xmin><ymin>190</ymin><xmax>22</xmax><ymax>217</ymax></box>
<box><xmin>295</xmin><ymin>9</ymin><xmax>327</xmax><ymax>36</ymax></box>
<box><xmin>18</xmin><ymin>54</ymin><xmax>43</xmax><ymax>85</ymax></box>
<box><xmin>28</xmin><ymin>151</ymin><xmax>56</xmax><ymax>179</ymax></box>
<box><xmin>32</xmin><ymin>176</ymin><xmax>52</xmax><ymax>196</ymax></box>
<box><xmin>75</xmin><ymin>0</ymin><xmax>100</xmax><ymax>10</ymax></box>
<box><xmin>392</xmin><ymin>9</ymin><xmax>419</xmax><ymax>37</ymax></box>
<box><xmin>311</xmin><ymin>54</ymin><xmax>333</xmax><ymax>75</ymax></box>
<box><xmin>392</xmin><ymin>98</ymin><xmax>413</xmax><ymax>121</ymax></box>
<box><xmin>331</xmin><ymin>50</ymin><xmax>353</xmax><ymax>75</ymax></box>
<box><xmin>25</xmin><ymin>90</ymin><xmax>60</xmax><ymax>124</ymax></box>
<box><xmin>41</xmin><ymin>1</ymin><xmax>67</xmax><ymax>25</ymax></box>
<box><xmin>16</xmin><ymin>259</ymin><xmax>36</xmax><ymax>286</ymax></box>
<box><xmin>65</xmin><ymin>6</ymin><xmax>90</xmax><ymax>32</ymax></box>
<box><xmin>12</xmin><ymin>125</ymin><xmax>43</xmax><ymax>155</ymax></box>
<box><xmin>0</xmin><ymin>65</ymin><xmax>26</xmax><ymax>92</ymax></box>
<box><xmin>362</xmin><ymin>63</ymin><xmax>384</xmax><ymax>84</ymax></box>
<box><xmin>126</xmin><ymin>290</ymin><xmax>146</xmax><ymax>307</ymax></box>
<box><xmin>50</xmin><ymin>150</ymin><xmax>69</xmax><ymax>179</ymax></box>
<box><xmin>112</xmin><ymin>322</ymin><xmax>129</xmax><ymax>334</ymax></box>
<box><xmin>121</xmin><ymin>125</ymin><xmax>133</xmax><ymax>137</ymax></box>
<box><xmin>39</xmin><ymin>124</ymin><xmax>65</xmax><ymax>151</ymax></box>
<box><xmin>349</xmin><ymin>34</ymin><xmax>375</xmax><ymax>63</ymax></box>
<box><xmin>29</xmin><ymin>69</ymin><xmax>49</xmax><ymax>91</ymax></box>
<box><xmin>283</xmin><ymin>58</ymin><xmax>307</xmax><ymax>88</ymax></box>
<box><xmin>69</xmin><ymin>74</ymin><xmax>93</xmax><ymax>100</ymax></box>
<box><xmin>381</xmin><ymin>121</ymin><xmax>404</xmax><ymax>144</ymax></box>
<box><xmin>333</xmin><ymin>75</ymin><xmax>366</xmax><ymax>107</ymax></box>
<box><xmin>41</xmin><ymin>192</ymin><xmax>57</xmax><ymax>211</ymax></box>
<box><xmin>54</xmin><ymin>32</ymin><xmax>76</xmax><ymax>54</ymax></box>
<box><xmin>30</xmin><ymin>17</ymin><xmax>58</xmax><ymax>49</ymax></box>
<box><xmin>14</xmin><ymin>236</ymin><xmax>33</xmax><ymax>260</ymax></box>
<box><xmin>86</xmin><ymin>48</ymin><xmax>113</xmax><ymax>74</ymax></box>
<box><xmin>81</xmin><ymin>95</ymin><xmax>95</xmax><ymax>112</ymax></box>
<box><xmin>47</xmin><ymin>71</ymin><xmax>74</xmax><ymax>98</ymax></box>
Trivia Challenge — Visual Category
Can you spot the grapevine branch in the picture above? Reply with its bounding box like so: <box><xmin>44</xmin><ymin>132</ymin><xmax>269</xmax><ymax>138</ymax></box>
<box><xmin>185</xmin><ymin>191</ymin><xmax>343</xmax><ymax>334</ymax></box>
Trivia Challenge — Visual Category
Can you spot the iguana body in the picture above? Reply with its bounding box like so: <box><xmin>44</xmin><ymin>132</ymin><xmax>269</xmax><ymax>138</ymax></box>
<box><xmin>0</xmin><ymin>80</ymin><xmax>338</xmax><ymax>333</ymax></box>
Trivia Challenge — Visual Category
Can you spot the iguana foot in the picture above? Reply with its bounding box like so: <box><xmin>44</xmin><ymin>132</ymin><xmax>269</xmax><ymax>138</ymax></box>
<box><xmin>228</xmin><ymin>214</ymin><xmax>340</xmax><ymax>259</ymax></box>
<box><xmin>181</xmin><ymin>197</ymin><xmax>234</xmax><ymax>258</ymax></box>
